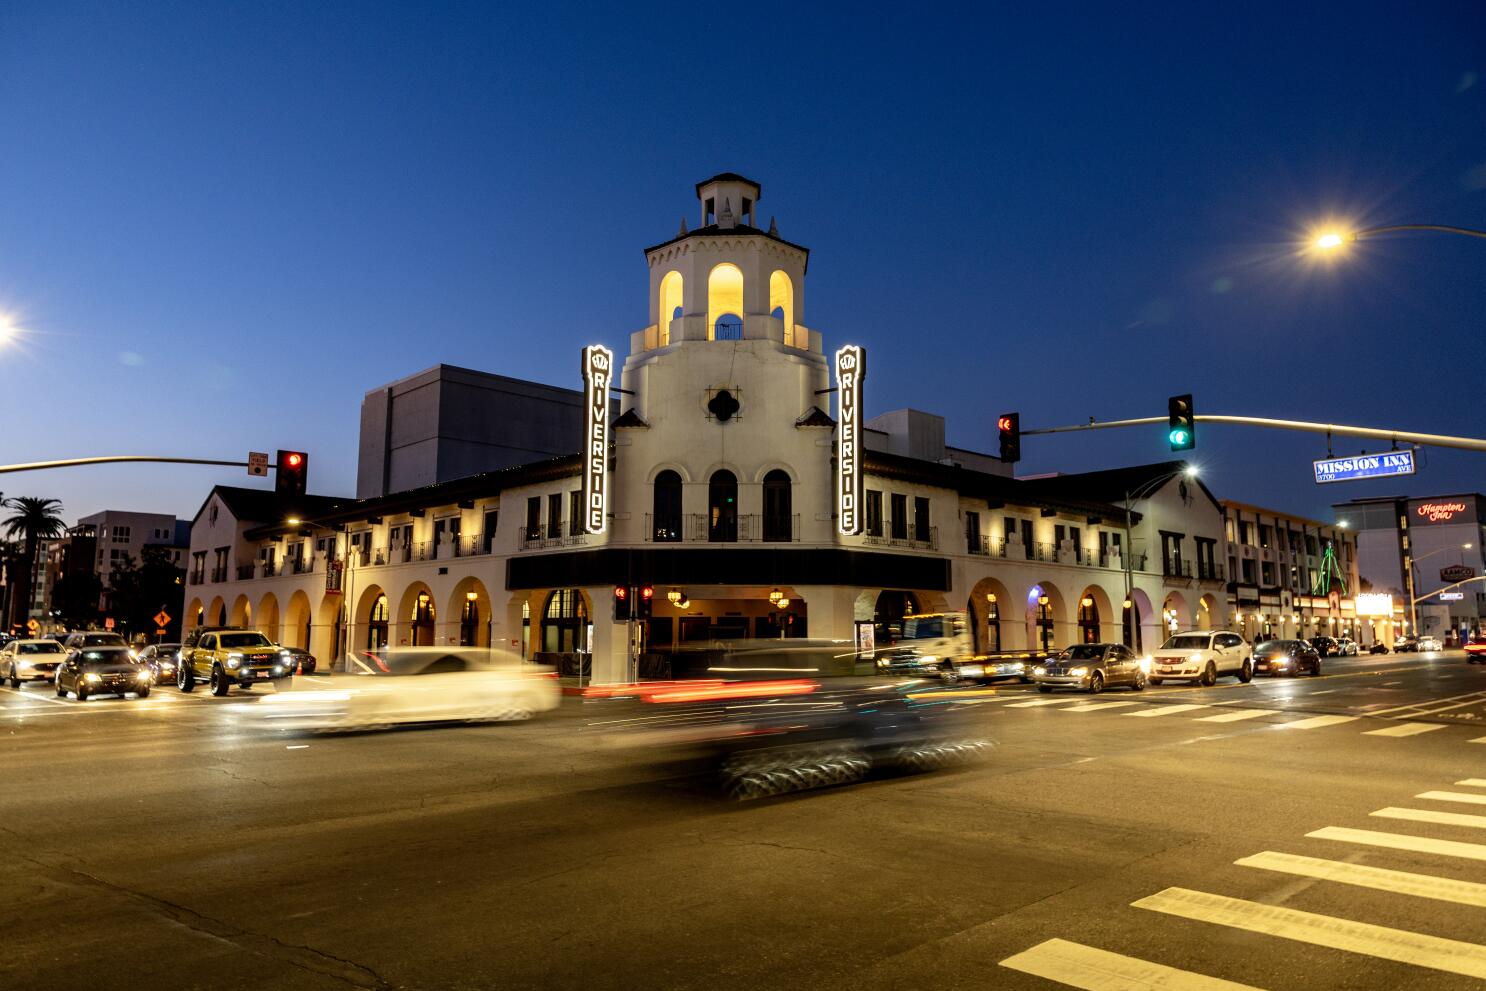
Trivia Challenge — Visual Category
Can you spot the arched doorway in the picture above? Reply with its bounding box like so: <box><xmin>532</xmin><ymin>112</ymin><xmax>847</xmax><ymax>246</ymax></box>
<box><xmin>1197</xmin><ymin>594</ymin><xmax>1218</xmax><ymax>631</ymax></box>
<box><xmin>1162</xmin><ymin>592</ymin><xmax>1189</xmax><ymax>639</ymax></box>
<box><xmin>356</xmin><ymin>585</ymin><xmax>389</xmax><ymax>650</ymax></box>
<box><xmin>185</xmin><ymin>598</ymin><xmax>203</xmax><ymax>636</ymax></box>
<box><xmin>708</xmin><ymin>470</ymin><xmax>737</xmax><ymax>542</ymax></box>
<box><xmin>875</xmin><ymin>590</ymin><xmax>919</xmax><ymax>644</ymax></box>
<box><xmin>541</xmin><ymin>589</ymin><xmax>589</xmax><ymax>653</ymax></box>
<box><xmin>285</xmin><ymin>590</ymin><xmax>312</xmax><ymax>650</ymax></box>
<box><xmin>257</xmin><ymin>592</ymin><xmax>280</xmax><ymax>645</ymax></box>
<box><xmin>707</xmin><ymin>262</ymin><xmax>743</xmax><ymax>340</ymax></box>
<box><xmin>229</xmin><ymin>594</ymin><xmax>252</xmax><ymax>628</ymax></box>
<box><xmin>450</xmin><ymin>577</ymin><xmax>491</xmax><ymax>648</ymax></box>
<box><xmin>404</xmin><ymin>586</ymin><xmax>435</xmax><ymax>646</ymax></box>
<box><xmin>969</xmin><ymin>577</ymin><xmax>1012</xmax><ymax>653</ymax></box>
<box><xmin>208</xmin><ymin>596</ymin><xmax>226</xmax><ymax>628</ymax></box>
<box><xmin>652</xmin><ymin>470</ymin><xmax>682</xmax><ymax>542</ymax></box>
<box><xmin>1027</xmin><ymin>583</ymin><xmax>1066</xmax><ymax>651</ymax></box>
<box><xmin>762</xmin><ymin>469</ymin><xmax>792</xmax><ymax>542</ymax></box>
<box><xmin>1077</xmin><ymin>594</ymin><xmax>1100</xmax><ymax>643</ymax></box>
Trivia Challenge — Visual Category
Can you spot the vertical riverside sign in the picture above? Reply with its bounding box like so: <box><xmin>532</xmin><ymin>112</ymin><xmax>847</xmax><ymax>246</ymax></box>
<box><xmin>836</xmin><ymin>345</ymin><xmax>866</xmax><ymax>535</ymax></box>
<box><xmin>1312</xmin><ymin>449</ymin><xmax>1416</xmax><ymax>484</ymax></box>
<box><xmin>581</xmin><ymin>344</ymin><xmax>613</xmax><ymax>534</ymax></box>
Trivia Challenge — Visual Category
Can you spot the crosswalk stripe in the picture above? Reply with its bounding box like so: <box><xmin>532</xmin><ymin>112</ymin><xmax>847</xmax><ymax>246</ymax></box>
<box><xmin>1125</xmin><ymin>703</ymin><xmax>1210</xmax><ymax>718</ymax></box>
<box><xmin>1006</xmin><ymin>698</ymin><xmax>1083</xmax><ymax>708</ymax></box>
<box><xmin>1235</xmin><ymin>850</ymin><xmax>1486</xmax><ymax>908</ymax></box>
<box><xmin>1417</xmin><ymin>790</ymin><xmax>1486</xmax><ymax>807</ymax></box>
<box><xmin>1132</xmin><ymin>886</ymin><xmax>1486</xmax><ymax>979</ymax></box>
<box><xmin>1275</xmin><ymin>714</ymin><xmax>1358</xmax><ymax>730</ymax></box>
<box><xmin>999</xmin><ymin>937</ymin><xmax>1268</xmax><ymax>990</ymax></box>
<box><xmin>1308</xmin><ymin>826</ymin><xmax>1486</xmax><ymax>862</ymax></box>
<box><xmin>1456</xmin><ymin>779</ymin><xmax>1486</xmax><ymax>788</ymax></box>
<box><xmin>1195</xmin><ymin>709</ymin><xmax>1271</xmax><ymax>723</ymax></box>
<box><xmin>1364</xmin><ymin>723</ymin><xmax>1446</xmax><ymax>737</ymax></box>
<box><xmin>1472</xmin><ymin>738</ymin><xmax>1486</xmax><ymax>745</ymax></box>
<box><xmin>1373</xmin><ymin>807</ymin><xmax>1486</xmax><ymax>830</ymax></box>
<box><xmin>1061</xmin><ymin>700</ymin><xmax>1142</xmax><ymax>713</ymax></box>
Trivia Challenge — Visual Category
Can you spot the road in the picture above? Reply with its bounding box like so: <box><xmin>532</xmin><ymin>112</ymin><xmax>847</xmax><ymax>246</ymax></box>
<box><xmin>3</xmin><ymin>650</ymin><xmax>1486</xmax><ymax>990</ymax></box>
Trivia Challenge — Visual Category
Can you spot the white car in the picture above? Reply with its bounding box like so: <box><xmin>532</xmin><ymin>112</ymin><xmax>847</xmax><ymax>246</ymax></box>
<box><xmin>1147</xmin><ymin>631</ymin><xmax>1252</xmax><ymax>686</ymax></box>
<box><xmin>1417</xmin><ymin>636</ymin><xmax>1443</xmax><ymax>652</ymax></box>
<box><xmin>3</xmin><ymin>638</ymin><xmax>68</xmax><ymax>685</ymax></box>
<box><xmin>261</xmin><ymin>647</ymin><xmax>559</xmax><ymax>732</ymax></box>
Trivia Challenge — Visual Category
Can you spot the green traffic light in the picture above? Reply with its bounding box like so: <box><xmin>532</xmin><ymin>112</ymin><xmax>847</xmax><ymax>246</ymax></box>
<box><xmin>1168</xmin><ymin>429</ymin><xmax>1189</xmax><ymax>447</ymax></box>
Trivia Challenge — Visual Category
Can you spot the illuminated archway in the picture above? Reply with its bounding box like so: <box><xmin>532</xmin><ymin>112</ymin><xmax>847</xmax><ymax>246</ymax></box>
<box><xmin>874</xmin><ymin>590</ymin><xmax>919</xmax><ymax>643</ymax></box>
<box><xmin>229</xmin><ymin>594</ymin><xmax>252</xmax><ymax>628</ymax></box>
<box><xmin>285</xmin><ymin>590</ymin><xmax>313</xmax><ymax>650</ymax></box>
<box><xmin>540</xmin><ymin>589</ymin><xmax>590</xmax><ymax>653</ymax></box>
<box><xmin>313</xmin><ymin>594</ymin><xmax>341</xmax><ymax>665</ymax></box>
<box><xmin>207</xmin><ymin>596</ymin><xmax>226</xmax><ymax>628</ymax></box>
<box><xmin>449</xmin><ymin>577</ymin><xmax>492</xmax><ymax>647</ymax></box>
<box><xmin>1197</xmin><ymin>593</ymin><xmax>1218</xmax><ymax>631</ymax></box>
<box><xmin>1026</xmin><ymin>582</ymin><xmax>1068</xmax><ymax>652</ymax></box>
<box><xmin>398</xmin><ymin>582</ymin><xmax>436</xmax><ymax>646</ymax></box>
<box><xmin>658</xmin><ymin>270</ymin><xmax>683</xmax><ymax>346</ymax></box>
<box><xmin>1077</xmin><ymin>585</ymin><xmax>1113</xmax><ymax>644</ymax></box>
<box><xmin>1161</xmin><ymin>591</ymin><xmax>1190</xmax><ymax>636</ymax></box>
<box><xmin>707</xmin><ymin>263</ymin><xmax>743</xmax><ymax>340</ymax></box>
<box><xmin>355</xmin><ymin>584</ymin><xmax>388</xmax><ymax>650</ymax></box>
<box><xmin>769</xmin><ymin>270</ymin><xmax>795</xmax><ymax>346</ymax></box>
<box><xmin>185</xmin><ymin>598</ymin><xmax>204</xmax><ymax>636</ymax></box>
<box><xmin>256</xmin><ymin>592</ymin><xmax>280</xmax><ymax>644</ymax></box>
<box><xmin>969</xmin><ymin>576</ymin><xmax>1012</xmax><ymax>653</ymax></box>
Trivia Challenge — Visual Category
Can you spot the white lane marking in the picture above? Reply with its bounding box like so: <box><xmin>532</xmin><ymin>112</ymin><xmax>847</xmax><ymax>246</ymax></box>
<box><xmin>1274</xmin><ymin>714</ymin><xmax>1358</xmax><ymax>730</ymax></box>
<box><xmin>1132</xmin><ymin>886</ymin><xmax>1486</xmax><ymax>980</ymax></box>
<box><xmin>1195</xmin><ymin>709</ymin><xmax>1271</xmax><ymax>723</ymax></box>
<box><xmin>1418</xmin><ymin>790</ymin><xmax>1486</xmax><ymax>807</ymax></box>
<box><xmin>1384</xmin><ymin>681</ymin><xmax>1402</xmax><ymax>686</ymax></box>
<box><xmin>1373</xmin><ymin>807</ymin><xmax>1486</xmax><ymax>830</ymax></box>
<box><xmin>1125</xmin><ymin>703</ymin><xmax>1210</xmax><ymax>718</ymax></box>
<box><xmin>1369</xmin><ymin>689</ymin><xmax>1486</xmax><ymax>718</ymax></box>
<box><xmin>0</xmin><ymin>686</ymin><xmax>72</xmax><ymax>706</ymax></box>
<box><xmin>1309</xmin><ymin>689</ymin><xmax>1337</xmax><ymax>695</ymax></box>
<box><xmin>1365</xmin><ymin>722</ymin><xmax>1446</xmax><ymax>737</ymax></box>
<box><xmin>1236</xmin><ymin>850</ymin><xmax>1486</xmax><ymax>908</ymax></box>
<box><xmin>1308</xmin><ymin>826</ymin><xmax>1486</xmax><ymax>862</ymax></box>
<box><xmin>999</xmin><ymin>937</ymin><xmax>1268</xmax><ymax>990</ymax></box>
<box><xmin>1006</xmin><ymin>698</ymin><xmax>1084</xmax><ymax>708</ymax></box>
<box><xmin>286</xmin><ymin>744</ymin><xmax>309</xmax><ymax>750</ymax></box>
<box><xmin>1473</xmin><ymin>738</ymin><xmax>1486</xmax><ymax>745</ymax></box>
<box><xmin>1456</xmin><ymin>779</ymin><xmax>1486</xmax><ymax>788</ymax></box>
<box><xmin>1060</xmin><ymin>700</ymin><xmax>1142</xmax><ymax>713</ymax></box>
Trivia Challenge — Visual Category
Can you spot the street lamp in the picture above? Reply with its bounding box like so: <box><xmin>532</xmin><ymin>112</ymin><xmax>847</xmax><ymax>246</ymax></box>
<box><xmin>1121</xmin><ymin>466</ymin><xmax>1198</xmax><ymax>650</ymax></box>
<box><xmin>1406</xmin><ymin>542</ymin><xmax>1474</xmax><ymax>636</ymax></box>
<box><xmin>1311</xmin><ymin>224</ymin><xmax>1486</xmax><ymax>255</ymax></box>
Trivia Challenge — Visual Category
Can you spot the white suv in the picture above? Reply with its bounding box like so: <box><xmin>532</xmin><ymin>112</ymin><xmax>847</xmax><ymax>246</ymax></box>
<box><xmin>1148</xmin><ymin>631</ymin><xmax>1252</xmax><ymax>686</ymax></box>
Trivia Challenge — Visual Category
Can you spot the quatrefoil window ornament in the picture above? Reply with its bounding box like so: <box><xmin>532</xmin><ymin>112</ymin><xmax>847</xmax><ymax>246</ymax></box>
<box><xmin>707</xmin><ymin>389</ymin><xmax>740</xmax><ymax>422</ymax></box>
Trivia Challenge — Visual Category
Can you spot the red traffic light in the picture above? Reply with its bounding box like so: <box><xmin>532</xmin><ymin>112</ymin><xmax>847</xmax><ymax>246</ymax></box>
<box><xmin>285</xmin><ymin>452</ymin><xmax>302</xmax><ymax>467</ymax></box>
<box><xmin>997</xmin><ymin>416</ymin><xmax>1013</xmax><ymax>432</ymax></box>
<box><xmin>640</xmin><ymin>585</ymin><xmax>654</xmax><ymax>600</ymax></box>
<box><xmin>614</xmin><ymin>586</ymin><xmax>628</xmax><ymax>600</ymax></box>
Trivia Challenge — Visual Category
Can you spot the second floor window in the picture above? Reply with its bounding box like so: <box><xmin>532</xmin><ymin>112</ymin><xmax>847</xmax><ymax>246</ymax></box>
<box><xmin>653</xmin><ymin>471</ymin><xmax>681</xmax><ymax>542</ymax></box>
<box><xmin>965</xmin><ymin>511</ymin><xmax>981</xmax><ymax>553</ymax></box>
<box><xmin>865</xmin><ymin>490</ymin><xmax>883</xmax><ymax>537</ymax></box>
<box><xmin>547</xmin><ymin>493</ymin><xmax>563</xmax><ymax>539</ymax></box>
<box><xmin>763</xmin><ymin>470</ymin><xmax>791</xmax><ymax>542</ymax></box>
<box><xmin>913</xmin><ymin>497</ymin><xmax>930</xmax><ymax>543</ymax></box>
<box><xmin>569</xmin><ymin>491</ymin><xmax>583</xmax><ymax>537</ymax></box>
<box><xmin>526</xmin><ymin>497</ymin><xmax>541</xmax><ymax>540</ymax></box>
<box><xmin>890</xmin><ymin>494</ymin><xmax>908</xmax><ymax>540</ymax></box>
<box><xmin>483</xmin><ymin>510</ymin><xmax>498</xmax><ymax>552</ymax></box>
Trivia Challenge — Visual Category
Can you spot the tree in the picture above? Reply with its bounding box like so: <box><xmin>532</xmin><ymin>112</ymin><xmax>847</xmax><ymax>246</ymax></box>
<box><xmin>2</xmin><ymin>497</ymin><xmax>65</xmax><ymax>632</ymax></box>
<box><xmin>51</xmin><ymin>571</ymin><xmax>103</xmax><ymax>631</ymax></box>
<box><xmin>105</xmin><ymin>547</ymin><xmax>186</xmax><ymax>640</ymax></box>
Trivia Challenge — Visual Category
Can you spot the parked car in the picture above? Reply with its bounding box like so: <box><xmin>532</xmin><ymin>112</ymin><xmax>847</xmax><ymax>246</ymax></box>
<box><xmin>177</xmin><ymin>629</ymin><xmax>292</xmax><ymax>696</ymax></box>
<box><xmin>1253</xmin><ymin>639</ymin><xmax>1322</xmax><ymax>677</ymax></box>
<box><xmin>2</xmin><ymin>638</ymin><xmax>68</xmax><ymax>685</ymax></box>
<box><xmin>1334</xmin><ymin>638</ymin><xmax>1360</xmax><ymax>657</ymax></box>
<box><xmin>260</xmin><ymin>647</ymin><xmax>559</xmax><ymax>731</ymax></box>
<box><xmin>62</xmin><ymin>631</ymin><xmax>133</xmax><ymax>657</ymax></box>
<box><xmin>136</xmin><ymin>643</ymin><xmax>180</xmax><ymax>685</ymax></box>
<box><xmin>281</xmin><ymin>646</ymin><xmax>317</xmax><ymax>676</ymax></box>
<box><xmin>1368</xmin><ymin>642</ymin><xmax>1390</xmax><ymax>655</ymax></box>
<box><xmin>1147</xmin><ymin>631</ymin><xmax>1252</xmax><ymax>685</ymax></box>
<box><xmin>55</xmin><ymin>646</ymin><xmax>152</xmax><ymax>700</ymax></box>
<box><xmin>1308</xmin><ymin>636</ymin><xmax>1339</xmax><ymax>657</ymax></box>
<box><xmin>1417</xmin><ymin>636</ymin><xmax>1443</xmax><ymax>652</ymax></box>
<box><xmin>1394</xmin><ymin>635</ymin><xmax>1419</xmax><ymax>652</ymax></box>
<box><xmin>1032</xmin><ymin>643</ymin><xmax>1146</xmax><ymax>693</ymax></box>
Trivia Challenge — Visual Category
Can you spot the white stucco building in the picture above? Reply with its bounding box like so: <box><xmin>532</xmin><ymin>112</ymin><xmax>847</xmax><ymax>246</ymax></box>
<box><xmin>183</xmin><ymin>173</ymin><xmax>1234</xmax><ymax>680</ymax></box>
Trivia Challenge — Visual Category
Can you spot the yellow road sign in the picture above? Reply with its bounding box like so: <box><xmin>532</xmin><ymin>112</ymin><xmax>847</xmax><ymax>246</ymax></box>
<box><xmin>154</xmin><ymin>610</ymin><xmax>172</xmax><ymax>627</ymax></box>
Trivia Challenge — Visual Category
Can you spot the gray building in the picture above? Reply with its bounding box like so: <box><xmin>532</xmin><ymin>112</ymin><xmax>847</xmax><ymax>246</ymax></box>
<box><xmin>357</xmin><ymin>364</ymin><xmax>589</xmax><ymax>499</ymax></box>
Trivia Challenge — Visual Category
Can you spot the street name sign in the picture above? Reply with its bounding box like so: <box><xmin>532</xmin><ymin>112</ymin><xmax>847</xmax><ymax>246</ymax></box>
<box><xmin>1439</xmin><ymin>591</ymin><xmax>1465</xmax><ymax>601</ymax></box>
<box><xmin>1312</xmin><ymin>449</ymin><xmax>1415</xmax><ymax>484</ymax></box>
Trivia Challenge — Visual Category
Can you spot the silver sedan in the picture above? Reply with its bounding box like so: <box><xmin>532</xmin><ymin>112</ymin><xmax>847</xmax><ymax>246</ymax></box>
<box><xmin>1031</xmin><ymin>643</ymin><xmax>1147</xmax><ymax>694</ymax></box>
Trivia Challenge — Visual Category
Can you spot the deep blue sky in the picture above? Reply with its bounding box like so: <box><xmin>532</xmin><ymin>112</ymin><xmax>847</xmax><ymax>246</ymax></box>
<box><xmin>2</xmin><ymin>2</ymin><xmax>1483</xmax><ymax>526</ymax></box>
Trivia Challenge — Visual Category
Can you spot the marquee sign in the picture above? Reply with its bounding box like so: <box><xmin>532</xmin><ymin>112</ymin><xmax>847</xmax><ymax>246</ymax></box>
<box><xmin>1312</xmin><ymin>450</ymin><xmax>1415</xmax><ymax>484</ymax></box>
<box><xmin>1441</xmin><ymin>564</ymin><xmax>1476</xmax><ymax>583</ymax></box>
<box><xmin>1355</xmin><ymin>593</ymin><xmax>1393</xmax><ymax>617</ymax></box>
<box><xmin>581</xmin><ymin>344</ymin><xmax>613</xmax><ymax>534</ymax></box>
<box><xmin>836</xmin><ymin>345</ymin><xmax>866</xmax><ymax>535</ymax></box>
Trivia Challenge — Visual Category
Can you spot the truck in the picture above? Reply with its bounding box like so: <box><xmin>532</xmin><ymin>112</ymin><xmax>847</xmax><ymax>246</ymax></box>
<box><xmin>876</xmin><ymin>612</ymin><xmax>1048</xmax><ymax>684</ymax></box>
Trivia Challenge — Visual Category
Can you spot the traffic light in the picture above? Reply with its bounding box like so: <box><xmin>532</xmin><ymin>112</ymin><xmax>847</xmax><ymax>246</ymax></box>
<box><xmin>1166</xmin><ymin>395</ymin><xmax>1195</xmax><ymax>451</ymax></box>
<box><xmin>638</xmin><ymin>584</ymin><xmax>654</xmax><ymax>619</ymax></box>
<box><xmin>275</xmin><ymin>450</ymin><xmax>308</xmax><ymax>499</ymax></box>
<box><xmin>613</xmin><ymin>585</ymin><xmax>630</xmax><ymax>621</ymax></box>
<box><xmin>997</xmin><ymin>412</ymin><xmax>1021</xmax><ymax>463</ymax></box>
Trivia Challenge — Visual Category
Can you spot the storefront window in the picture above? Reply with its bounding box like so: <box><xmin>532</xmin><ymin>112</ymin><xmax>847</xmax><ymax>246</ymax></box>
<box><xmin>368</xmin><ymin>594</ymin><xmax>388</xmax><ymax>649</ymax></box>
<box><xmin>542</xmin><ymin>589</ymin><xmax>589</xmax><ymax>653</ymax></box>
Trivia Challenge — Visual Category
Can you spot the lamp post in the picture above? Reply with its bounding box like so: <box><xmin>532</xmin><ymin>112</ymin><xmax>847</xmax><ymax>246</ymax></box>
<box><xmin>1312</xmin><ymin>224</ymin><xmax>1486</xmax><ymax>253</ymax></box>
<box><xmin>1122</xmin><ymin>467</ymin><xmax>1198</xmax><ymax>651</ymax></box>
<box><xmin>1406</xmin><ymin>542</ymin><xmax>1474</xmax><ymax>638</ymax></box>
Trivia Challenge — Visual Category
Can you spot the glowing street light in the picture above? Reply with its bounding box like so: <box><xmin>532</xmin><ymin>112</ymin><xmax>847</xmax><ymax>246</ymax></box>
<box><xmin>1308</xmin><ymin>223</ymin><xmax>1486</xmax><ymax>257</ymax></box>
<box><xmin>1314</xmin><ymin>231</ymin><xmax>1348</xmax><ymax>251</ymax></box>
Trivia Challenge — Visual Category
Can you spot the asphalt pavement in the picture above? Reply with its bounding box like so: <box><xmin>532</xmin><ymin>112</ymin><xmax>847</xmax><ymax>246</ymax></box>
<box><xmin>3</xmin><ymin>650</ymin><xmax>1485</xmax><ymax>990</ymax></box>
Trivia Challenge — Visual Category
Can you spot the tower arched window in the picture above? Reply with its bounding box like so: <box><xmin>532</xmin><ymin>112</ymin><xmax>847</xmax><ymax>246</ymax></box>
<box><xmin>653</xmin><ymin>470</ymin><xmax>682</xmax><ymax>542</ymax></box>
<box><xmin>768</xmin><ymin>270</ymin><xmax>795</xmax><ymax>347</ymax></box>
<box><xmin>708</xmin><ymin>470</ymin><xmax>737</xmax><ymax>542</ymax></box>
<box><xmin>658</xmin><ymin>271</ymin><xmax>683</xmax><ymax>346</ymax></box>
<box><xmin>762</xmin><ymin>469</ymin><xmax>792</xmax><ymax>542</ymax></box>
<box><xmin>707</xmin><ymin>263</ymin><xmax>743</xmax><ymax>341</ymax></box>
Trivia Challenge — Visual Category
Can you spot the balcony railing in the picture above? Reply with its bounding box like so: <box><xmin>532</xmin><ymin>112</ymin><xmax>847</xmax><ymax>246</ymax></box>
<box><xmin>189</xmin><ymin>570</ymin><xmax>204</xmax><ymax>585</ymax></box>
<box><xmin>520</xmin><ymin>530</ymin><xmax>588</xmax><ymax>551</ymax></box>
<box><xmin>290</xmin><ymin>556</ymin><xmax>311</xmax><ymax>575</ymax></box>
<box><xmin>1197</xmin><ymin>562</ymin><xmax>1226</xmax><ymax>582</ymax></box>
<box><xmin>1163</xmin><ymin>559</ymin><xmax>1194</xmax><ymax>580</ymax></box>
<box><xmin>210</xmin><ymin>567</ymin><xmax>227</xmax><ymax>583</ymax></box>
<box><xmin>967</xmin><ymin>535</ymin><xmax>1008</xmax><ymax>557</ymax></box>
<box><xmin>864</xmin><ymin>525</ymin><xmax>938</xmax><ymax>551</ymax></box>
<box><xmin>236</xmin><ymin>564</ymin><xmax>256</xmax><ymax>580</ymax></box>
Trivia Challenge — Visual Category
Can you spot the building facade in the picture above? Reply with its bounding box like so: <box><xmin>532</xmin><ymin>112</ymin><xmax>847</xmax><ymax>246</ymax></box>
<box><xmin>1334</xmin><ymin>494</ymin><xmax>1485</xmax><ymax>641</ymax></box>
<box><xmin>183</xmin><ymin>173</ymin><xmax>1234</xmax><ymax>679</ymax></box>
<box><xmin>76</xmin><ymin>510</ymin><xmax>190</xmax><ymax>614</ymax></box>
<box><xmin>1219</xmin><ymin>501</ymin><xmax>1376</xmax><ymax>646</ymax></box>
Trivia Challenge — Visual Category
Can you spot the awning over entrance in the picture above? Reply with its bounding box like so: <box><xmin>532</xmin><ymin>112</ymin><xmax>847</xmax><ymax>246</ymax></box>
<box><xmin>507</xmin><ymin>547</ymin><xmax>951</xmax><ymax>592</ymax></box>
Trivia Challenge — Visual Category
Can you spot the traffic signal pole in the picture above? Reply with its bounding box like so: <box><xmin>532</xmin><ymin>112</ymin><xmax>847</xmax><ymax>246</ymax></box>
<box><xmin>0</xmin><ymin>455</ymin><xmax>261</xmax><ymax>474</ymax></box>
<box><xmin>1021</xmin><ymin>414</ymin><xmax>1486</xmax><ymax>453</ymax></box>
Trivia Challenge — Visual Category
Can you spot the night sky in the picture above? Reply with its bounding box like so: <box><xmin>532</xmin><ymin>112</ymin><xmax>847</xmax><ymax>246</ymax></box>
<box><xmin>2</xmin><ymin>2</ymin><xmax>1483</xmax><ymax>525</ymax></box>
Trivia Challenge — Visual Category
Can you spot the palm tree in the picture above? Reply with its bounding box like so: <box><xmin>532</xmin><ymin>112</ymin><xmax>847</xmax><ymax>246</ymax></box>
<box><xmin>3</xmin><ymin>497</ymin><xmax>65</xmax><ymax>631</ymax></box>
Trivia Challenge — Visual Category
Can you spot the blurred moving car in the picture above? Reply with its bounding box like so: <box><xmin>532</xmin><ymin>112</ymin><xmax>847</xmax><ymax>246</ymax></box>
<box><xmin>1368</xmin><ymin>642</ymin><xmax>1390</xmax><ymax>655</ymax></box>
<box><xmin>55</xmin><ymin>646</ymin><xmax>152</xmax><ymax>700</ymax></box>
<box><xmin>1308</xmin><ymin>636</ymin><xmax>1339</xmax><ymax>658</ymax></box>
<box><xmin>3</xmin><ymin>638</ymin><xmax>68</xmax><ymax>685</ymax></box>
<box><xmin>1394</xmin><ymin>635</ymin><xmax>1419</xmax><ymax>652</ymax></box>
<box><xmin>261</xmin><ymin>647</ymin><xmax>557</xmax><ymax>731</ymax></box>
<box><xmin>1466</xmin><ymin>635</ymin><xmax>1486</xmax><ymax>664</ymax></box>
<box><xmin>1253</xmin><ymin>639</ymin><xmax>1322</xmax><ymax>677</ymax></box>
<box><xmin>1032</xmin><ymin>643</ymin><xmax>1146</xmax><ymax>693</ymax></box>
<box><xmin>136</xmin><ymin>643</ymin><xmax>180</xmax><ymax>685</ymax></box>
<box><xmin>873</xmin><ymin>612</ymin><xmax>1036</xmax><ymax>683</ymax></box>
<box><xmin>585</xmin><ymin>640</ymin><xmax>988</xmax><ymax>801</ymax></box>
<box><xmin>178</xmin><ymin>629</ymin><xmax>291</xmax><ymax>695</ymax></box>
<box><xmin>1417</xmin><ymin>635</ymin><xmax>1443</xmax><ymax>652</ymax></box>
<box><xmin>1147</xmin><ymin>631</ymin><xmax>1252</xmax><ymax>686</ymax></box>
<box><xmin>1334</xmin><ymin>638</ymin><xmax>1360</xmax><ymax>657</ymax></box>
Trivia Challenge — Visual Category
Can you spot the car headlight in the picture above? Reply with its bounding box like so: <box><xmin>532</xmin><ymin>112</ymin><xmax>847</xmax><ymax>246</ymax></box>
<box><xmin>279</xmin><ymin>650</ymin><xmax>292</xmax><ymax>660</ymax></box>
<box><xmin>1070</xmin><ymin>666</ymin><xmax>1089</xmax><ymax>677</ymax></box>
<box><xmin>1033</xmin><ymin>665</ymin><xmax>1046</xmax><ymax>676</ymax></box>
<box><xmin>226</xmin><ymin>652</ymin><xmax>242</xmax><ymax>669</ymax></box>
<box><xmin>137</xmin><ymin>669</ymin><xmax>152</xmax><ymax>681</ymax></box>
<box><xmin>84</xmin><ymin>673</ymin><xmax>101</xmax><ymax>683</ymax></box>
<box><xmin>1138</xmin><ymin>657</ymin><xmax>1152</xmax><ymax>673</ymax></box>
<box><xmin>272</xmin><ymin>665</ymin><xmax>286</xmax><ymax>676</ymax></box>
<box><xmin>1188</xmin><ymin>653</ymin><xmax>1203</xmax><ymax>663</ymax></box>
<box><xmin>1008</xmin><ymin>661</ymin><xmax>1024</xmax><ymax>672</ymax></box>
<box><xmin>917</xmin><ymin>655</ymin><xmax>938</xmax><ymax>667</ymax></box>
<box><xmin>128</xmin><ymin>649</ymin><xmax>138</xmax><ymax>659</ymax></box>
